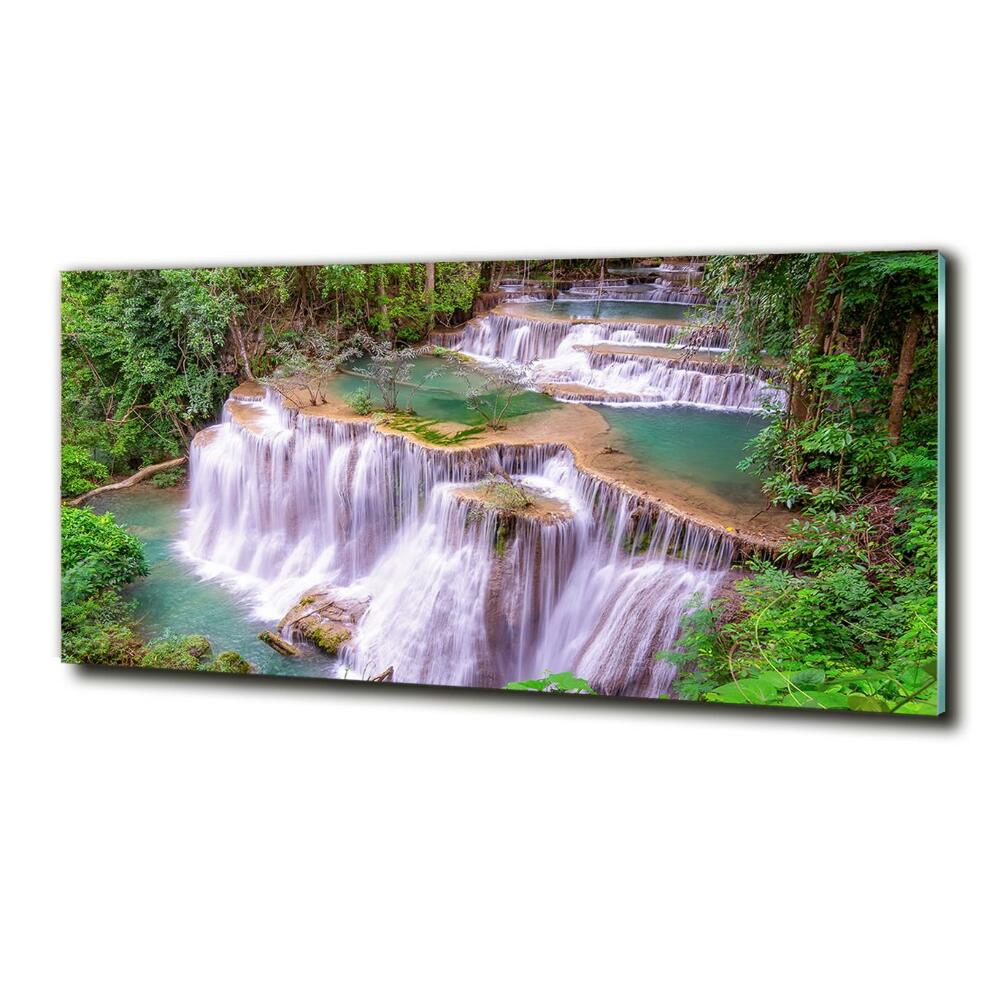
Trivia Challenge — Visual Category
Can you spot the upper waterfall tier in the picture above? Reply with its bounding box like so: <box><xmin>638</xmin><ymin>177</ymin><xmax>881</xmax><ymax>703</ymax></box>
<box><xmin>437</xmin><ymin>309</ymin><xmax>786</xmax><ymax>413</ymax></box>
<box><xmin>440</xmin><ymin>309</ymin><xmax>729</xmax><ymax>363</ymax></box>
<box><xmin>560</xmin><ymin>280</ymin><xmax>707</xmax><ymax>305</ymax></box>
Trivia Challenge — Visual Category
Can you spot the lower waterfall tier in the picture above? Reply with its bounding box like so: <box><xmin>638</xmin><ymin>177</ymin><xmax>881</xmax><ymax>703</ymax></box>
<box><xmin>183</xmin><ymin>389</ymin><xmax>734</xmax><ymax>697</ymax></box>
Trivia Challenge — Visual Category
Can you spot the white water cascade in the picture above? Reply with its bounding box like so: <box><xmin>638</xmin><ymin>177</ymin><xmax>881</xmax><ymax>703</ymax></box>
<box><xmin>562</xmin><ymin>280</ymin><xmax>707</xmax><ymax>305</ymax></box>
<box><xmin>183</xmin><ymin>389</ymin><xmax>732</xmax><ymax>697</ymax></box>
<box><xmin>447</xmin><ymin>311</ymin><xmax>730</xmax><ymax>362</ymax></box>
<box><xmin>536</xmin><ymin>348</ymin><xmax>789</xmax><ymax>410</ymax></box>
<box><xmin>446</xmin><ymin>313</ymin><xmax>785</xmax><ymax>411</ymax></box>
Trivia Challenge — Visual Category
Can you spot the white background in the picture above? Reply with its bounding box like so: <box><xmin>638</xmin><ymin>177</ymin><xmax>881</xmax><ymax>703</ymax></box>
<box><xmin>2</xmin><ymin>2</ymin><xmax>996</xmax><ymax>998</ymax></box>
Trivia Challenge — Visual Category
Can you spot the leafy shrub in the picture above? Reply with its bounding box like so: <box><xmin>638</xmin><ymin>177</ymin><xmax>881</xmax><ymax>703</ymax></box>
<box><xmin>486</xmin><ymin>480</ymin><xmax>531</xmax><ymax>511</ymax></box>
<box><xmin>661</xmin><ymin>452</ymin><xmax>939</xmax><ymax>715</ymax></box>
<box><xmin>204</xmin><ymin>651</ymin><xmax>254</xmax><ymax>674</ymax></box>
<box><xmin>61</xmin><ymin>591</ymin><xmax>144</xmax><ymax>666</ymax></box>
<box><xmin>61</xmin><ymin>445</ymin><xmax>108</xmax><ymax>498</ymax></box>
<box><xmin>151</xmin><ymin>468</ymin><xmax>185</xmax><ymax>488</ymax></box>
<box><xmin>345</xmin><ymin>387</ymin><xmax>374</xmax><ymax>415</ymax></box>
<box><xmin>781</xmin><ymin>509</ymin><xmax>873</xmax><ymax>568</ymax></box>
<box><xmin>506</xmin><ymin>671</ymin><xmax>594</xmax><ymax>694</ymax></box>
<box><xmin>61</xmin><ymin>507</ymin><xmax>148</xmax><ymax>599</ymax></box>
<box><xmin>140</xmin><ymin>634</ymin><xmax>212</xmax><ymax>671</ymax></box>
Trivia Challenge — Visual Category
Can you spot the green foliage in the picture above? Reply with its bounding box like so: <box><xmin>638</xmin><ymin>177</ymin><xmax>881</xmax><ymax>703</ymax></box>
<box><xmin>429</xmin><ymin>262</ymin><xmax>483</xmax><ymax>324</ymax></box>
<box><xmin>61</xmin><ymin>445</ymin><xmax>108</xmax><ymax>497</ymax></box>
<box><xmin>61</xmin><ymin>264</ymin><xmax>487</xmax><ymax>480</ymax></box>
<box><xmin>141</xmin><ymin>633</ymin><xmax>213</xmax><ymax>671</ymax></box>
<box><xmin>710</xmin><ymin>252</ymin><xmax>938</xmax><ymax>511</ymax></box>
<box><xmin>506</xmin><ymin>671</ymin><xmax>595</xmax><ymax>694</ymax></box>
<box><xmin>662</xmin><ymin>454</ymin><xmax>938</xmax><ymax>715</ymax></box>
<box><xmin>151</xmin><ymin>468</ymin><xmax>185</xmax><ymax>488</ymax></box>
<box><xmin>345</xmin><ymin>387</ymin><xmax>375</xmax><ymax>415</ymax></box>
<box><xmin>893</xmin><ymin>450</ymin><xmax>938</xmax><ymax>581</ymax></box>
<box><xmin>264</xmin><ymin>333</ymin><xmax>360</xmax><ymax>407</ymax></box>
<box><xmin>61</xmin><ymin>507</ymin><xmax>148</xmax><ymax>600</ymax></box>
<box><xmin>62</xmin><ymin>268</ymin><xmax>236</xmax><ymax>471</ymax></box>
<box><xmin>317</xmin><ymin>262</ymin><xmax>482</xmax><ymax>342</ymax></box>
<box><xmin>780</xmin><ymin>509</ymin><xmax>873</xmax><ymax>566</ymax></box>
<box><xmin>480</xmin><ymin>478</ymin><xmax>531</xmax><ymax>511</ymax></box>
<box><xmin>379</xmin><ymin>412</ymin><xmax>483</xmax><ymax>446</ymax></box>
<box><xmin>61</xmin><ymin>508</ymin><xmax>151</xmax><ymax>666</ymax></box>
<box><xmin>61</xmin><ymin>591</ymin><xmax>145</xmax><ymax>667</ymax></box>
<box><xmin>739</xmin><ymin>351</ymin><xmax>901</xmax><ymax>509</ymax></box>
<box><xmin>205</xmin><ymin>651</ymin><xmax>254</xmax><ymax>674</ymax></box>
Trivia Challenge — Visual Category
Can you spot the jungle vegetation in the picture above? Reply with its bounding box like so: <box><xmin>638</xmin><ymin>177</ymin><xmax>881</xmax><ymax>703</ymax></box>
<box><xmin>663</xmin><ymin>252</ymin><xmax>940</xmax><ymax>714</ymax></box>
<box><xmin>60</xmin><ymin>505</ymin><xmax>253</xmax><ymax>673</ymax></box>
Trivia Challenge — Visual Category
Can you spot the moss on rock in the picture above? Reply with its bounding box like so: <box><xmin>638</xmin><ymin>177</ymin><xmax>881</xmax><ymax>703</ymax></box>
<box><xmin>276</xmin><ymin>587</ymin><xmax>369</xmax><ymax>656</ymax></box>
<box><xmin>452</xmin><ymin>480</ymin><xmax>572</xmax><ymax>523</ymax></box>
<box><xmin>140</xmin><ymin>634</ymin><xmax>212</xmax><ymax>671</ymax></box>
<box><xmin>300</xmin><ymin>621</ymin><xmax>351</xmax><ymax>654</ymax></box>
<box><xmin>203</xmin><ymin>651</ymin><xmax>254</xmax><ymax>674</ymax></box>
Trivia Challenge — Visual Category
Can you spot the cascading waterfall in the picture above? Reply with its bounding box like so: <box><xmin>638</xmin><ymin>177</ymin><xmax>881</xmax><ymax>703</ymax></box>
<box><xmin>562</xmin><ymin>280</ymin><xmax>707</xmax><ymax>305</ymax></box>
<box><xmin>445</xmin><ymin>311</ymin><xmax>728</xmax><ymax>363</ymax></box>
<box><xmin>183</xmin><ymin>389</ymin><xmax>732</xmax><ymax>697</ymax></box>
<box><xmin>444</xmin><ymin>313</ymin><xmax>783</xmax><ymax>411</ymax></box>
<box><xmin>647</xmin><ymin>281</ymin><xmax>706</xmax><ymax>304</ymax></box>
<box><xmin>539</xmin><ymin>350</ymin><xmax>789</xmax><ymax>410</ymax></box>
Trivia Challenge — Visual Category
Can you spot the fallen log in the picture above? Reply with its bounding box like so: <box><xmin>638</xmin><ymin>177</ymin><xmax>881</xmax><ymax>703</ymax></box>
<box><xmin>66</xmin><ymin>456</ymin><xmax>188</xmax><ymax>507</ymax></box>
<box><xmin>258</xmin><ymin>631</ymin><xmax>302</xmax><ymax>657</ymax></box>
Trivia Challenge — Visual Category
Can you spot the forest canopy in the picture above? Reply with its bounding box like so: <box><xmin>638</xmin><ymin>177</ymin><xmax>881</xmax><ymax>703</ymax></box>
<box><xmin>667</xmin><ymin>251</ymin><xmax>941</xmax><ymax>713</ymax></box>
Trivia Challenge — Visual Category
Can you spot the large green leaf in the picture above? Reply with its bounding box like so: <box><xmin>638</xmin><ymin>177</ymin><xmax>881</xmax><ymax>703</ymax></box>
<box><xmin>506</xmin><ymin>678</ymin><xmax>549</xmax><ymax>691</ymax></box>
<box><xmin>707</xmin><ymin>677</ymin><xmax>782</xmax><ymax>705</ymax></box>
<box><xmin>847</xmin><ymin>693</ymin><xmax>891</xmax><ymax>713</ymax></box>
<box><xmin>505</xmin><ymin>672</ymin><xmax>595</xmax><ymax>694</ymax></box>
<box><xmin>790</xmin><ymin>668</ymin><xmax>826</xmax><ymax>688</ymax></box>
<box><xmin>780</xmin><ymin>690</ymin><xmax>849</xmax><ymax>710</ymax></box>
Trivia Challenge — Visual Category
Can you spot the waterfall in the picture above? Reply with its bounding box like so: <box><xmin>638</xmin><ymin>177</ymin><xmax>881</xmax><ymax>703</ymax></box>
<box><xmin>562</xmin><ymin>281</ymin><xmax>708</xmax><ymax>305</ymax></box>
<box><xmin>183</xmin><ymin>389</ymin><xmax>732</xmax><ymax>697</ymax></box>
<box><xmin>647</xmin><ymin>282</ymin><xmax>707</xmax><ymax>305</ymax></box>
<box><xmin>443</xmin><ymin>313</ymin><xmax>783</xmax><ymax>412</ymax></box>
<box><xmin>446</xmin><ymin>311</ymin><xmax>729</xmax><ymax>363</ymax></box>
<box><xmin>537</xmin><ymin>350</ymin><xmax>789</xmax><ymax>411</ymax></box>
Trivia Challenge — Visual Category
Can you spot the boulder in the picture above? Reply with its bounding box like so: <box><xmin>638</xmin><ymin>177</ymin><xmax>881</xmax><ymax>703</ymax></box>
<box><xmin>277</xmin><ymin>587</ymin><xmax>370</xmax><ymax>655</ymax></box>
<box><xmin>451</xmin><ymin>480</ymin><xmax>573</xmax><ymax>525</ymax></box>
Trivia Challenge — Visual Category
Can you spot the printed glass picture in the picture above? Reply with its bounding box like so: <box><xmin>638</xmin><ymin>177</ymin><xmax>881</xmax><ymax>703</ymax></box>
<box><xmin>61</xmin><ymin>253</ymin><xmax>944</xmax><ymax>713</ymax></box>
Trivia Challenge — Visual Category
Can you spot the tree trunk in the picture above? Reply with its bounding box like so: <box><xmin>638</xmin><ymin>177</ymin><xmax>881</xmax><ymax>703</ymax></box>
<box><xmin>375</xmin><ymin>270</ymin><xmax>389</xmax><ymax>336</ymax></box>
<box><xmin>66</xmin><ymin>457</ymin><xmax>188</xmax><ymax>506</ymax></box>
<box><xmin>887</xmin><ymin>312</ymin><xmax>922</xmax><ymax>444</ymax></box>
<box><xmin>229</xmin><ymin>316</ymin><xmax>253</xmax><ymax>380</ymax></box>
<box><xmin>803</xmin><ymin>254</ymin><xmax>833</xmax><ymax>351</ymax></box>
<box><xmin>425</xmin><ymin>262</ymin><xmax>435</xmax><ymax>332</ymax></box>
<box><xmin>788</xmin><ymin>254</ymin><xmax>834</xmax><ymax>424</ymax></box>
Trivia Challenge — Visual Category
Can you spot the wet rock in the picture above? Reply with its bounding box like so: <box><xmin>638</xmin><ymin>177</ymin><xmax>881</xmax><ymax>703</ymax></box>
<box><xmin>277</xmin><ymin>587</ymin><xmax>370</xmax><ymax>655</ymax></box>
<box><xmin>451</xmin><ymin>480</ymin><xmax>573</xmax><ymax>525</ymax></box>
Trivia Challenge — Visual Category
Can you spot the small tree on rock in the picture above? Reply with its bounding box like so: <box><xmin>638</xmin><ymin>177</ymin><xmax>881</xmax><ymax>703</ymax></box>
<box><xmin>444</xmin><ymin>357</ymin><xmax>527</xmax><ymax>430</ymax></box>
<box><xmin>263</xmin><ymin>334</ymin><xmax>359</xmax><ymax>407</ymax></box>
<box><xmin>356</xmin><ymin>335</ymin><xmax>430</xmax><ymax>412</ymax></box>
